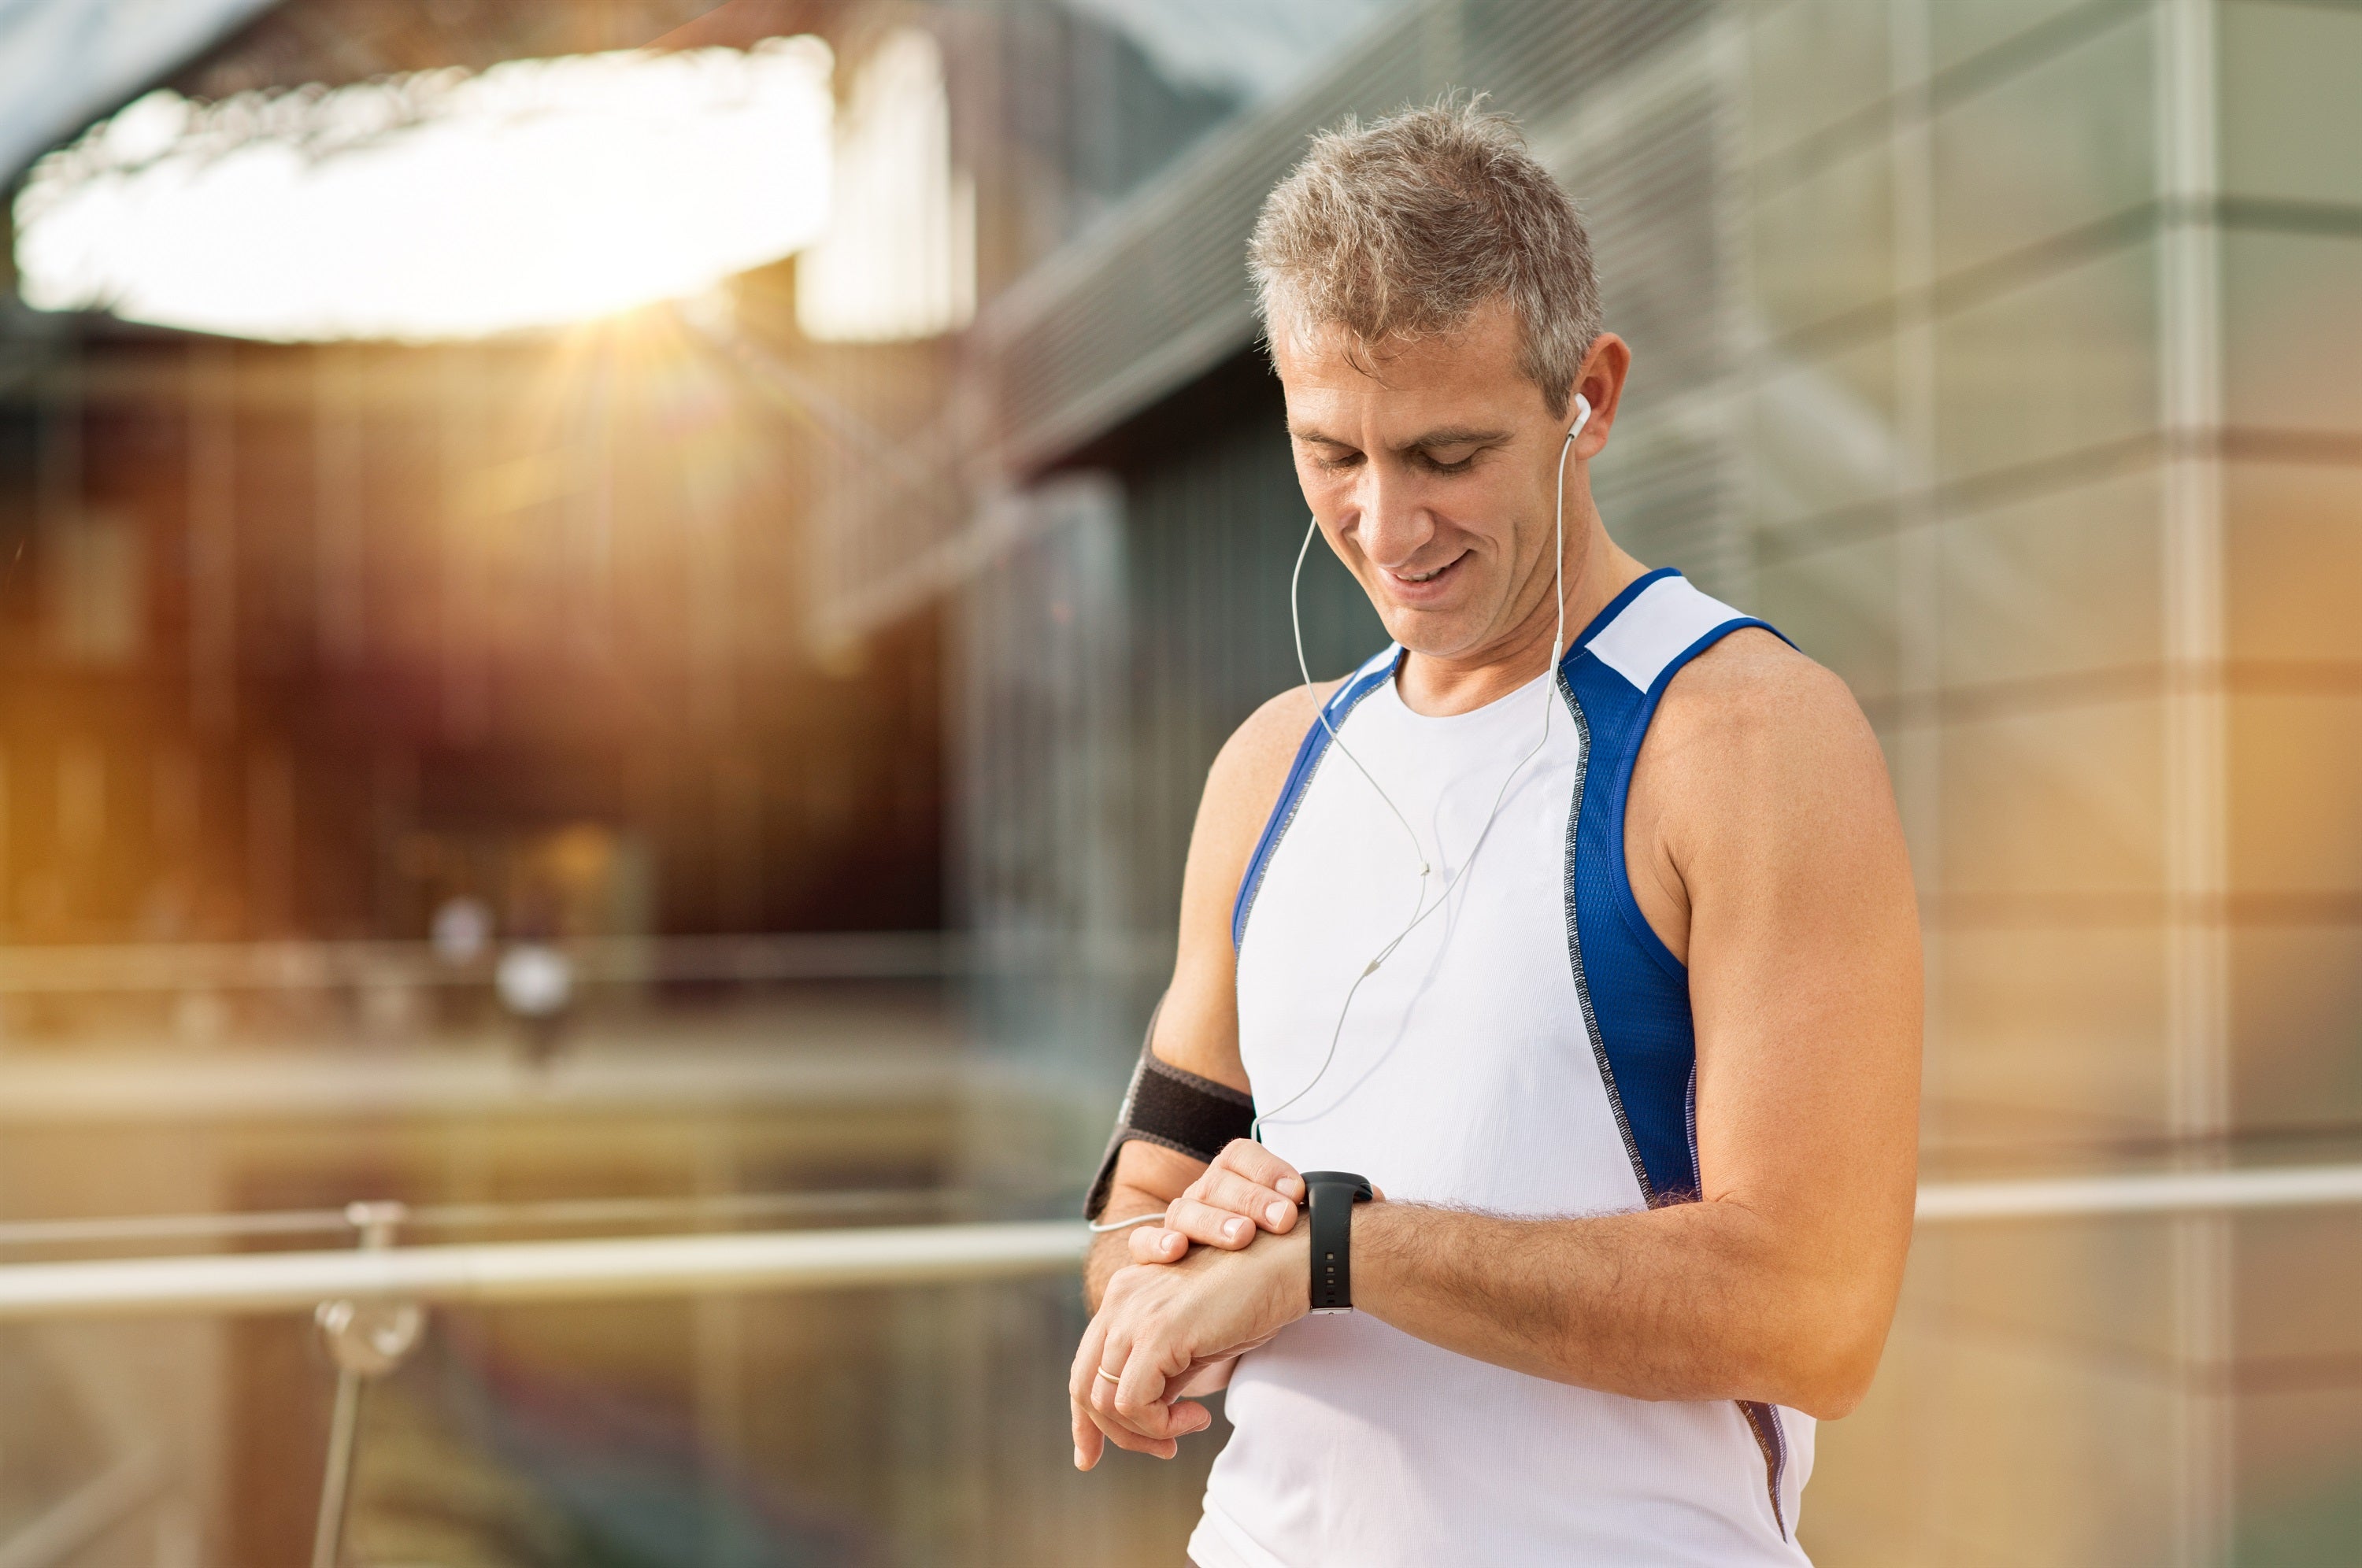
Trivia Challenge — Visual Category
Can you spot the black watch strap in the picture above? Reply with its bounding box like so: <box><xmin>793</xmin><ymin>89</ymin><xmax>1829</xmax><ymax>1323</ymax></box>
<box><xmin>1303</xmin><ymin>1171</ymin><xmax>1374</xmax><ymax>1314</ymax></box>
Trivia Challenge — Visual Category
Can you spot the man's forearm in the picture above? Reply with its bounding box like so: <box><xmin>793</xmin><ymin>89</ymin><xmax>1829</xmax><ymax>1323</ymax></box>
<box><xmin>1083</xmin><ymin>1229</ymin><xmax>1133</xmax><ymax>1311</ymax></box>
<box><xmin>1351</xmin><ymin>1199</ymin><xmax>1888</xmax><ymax>1418</ymax></box>
<box><xmin>1084</xmin><ymin>1167</ymin><xmax>1180</xmax><ymax>1310</ymax></box>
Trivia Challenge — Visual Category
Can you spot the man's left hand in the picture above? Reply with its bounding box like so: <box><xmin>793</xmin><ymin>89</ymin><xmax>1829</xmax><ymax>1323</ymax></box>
<box><xmin>1069</xmin><ymin>1225</ymin><xmax>1309</xmax><ymax>1468</ymax></box>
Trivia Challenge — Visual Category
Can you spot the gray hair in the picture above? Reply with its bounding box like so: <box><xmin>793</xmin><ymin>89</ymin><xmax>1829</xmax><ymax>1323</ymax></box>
<box><xmin>1247</xmin><ymin>97</ymin><xmax>1601</xmax><ymax>416</ymax></box>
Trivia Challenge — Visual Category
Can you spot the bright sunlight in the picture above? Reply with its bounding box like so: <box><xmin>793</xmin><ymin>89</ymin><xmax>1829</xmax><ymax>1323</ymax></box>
<box><xmin>13</xmin><ymin>38</ymin><xmax>835</xmax><ymax>342</ymax></box>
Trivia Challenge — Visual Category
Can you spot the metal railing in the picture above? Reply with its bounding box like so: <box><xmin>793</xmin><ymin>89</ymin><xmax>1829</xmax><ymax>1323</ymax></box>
<box><xmin>0</xmin><ymin>1162</ymin><xmax>2355</xmax><ymax>1322</ymax></box>
<box><xmin>0</xmin><ymin>1219</ymin><xmax>1089</xmax><ymax>1321</ymax></box>
<box><xmin>1911</xmin><ymin>1160</ymin><xmax>2362</xmax><ymax>1222</ymax></box>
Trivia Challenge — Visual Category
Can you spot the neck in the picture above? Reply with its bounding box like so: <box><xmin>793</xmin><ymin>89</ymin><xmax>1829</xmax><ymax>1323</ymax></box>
<box><xmin>1394</xmin><ymin>505</ymin><xmax>1648</xmax><ymax>718</ymax></box>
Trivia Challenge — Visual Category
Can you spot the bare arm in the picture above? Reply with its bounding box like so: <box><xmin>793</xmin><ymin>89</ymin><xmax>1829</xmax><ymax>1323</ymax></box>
<box><xmin>1083</xmin><ymin>684</ymin><xmax>1331</xmax><ymax>1315</ymax></box>
<box><xmin>1353</xmin><ymin>635</ymin><xmax>1920</xmax><ymax>1411</ymax></box>
<box><xmin>1077</xmin><ymin>637</ymin><xmax>1920</xmax><ymax>1446</ymax></box>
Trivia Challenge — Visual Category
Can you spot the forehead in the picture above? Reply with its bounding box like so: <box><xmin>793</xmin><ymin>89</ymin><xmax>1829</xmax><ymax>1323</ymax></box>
<box><xmin>1271</xmin><ymin>299</ymin><xmax>1542</xmax><ymax>429</ymax></box>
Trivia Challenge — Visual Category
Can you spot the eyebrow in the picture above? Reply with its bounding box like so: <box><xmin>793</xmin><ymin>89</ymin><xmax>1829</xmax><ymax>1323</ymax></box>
<box><xmin>1287</xmin><ymin>423</ymin><xmax>1513</xmax><ymax>452</ymax></box>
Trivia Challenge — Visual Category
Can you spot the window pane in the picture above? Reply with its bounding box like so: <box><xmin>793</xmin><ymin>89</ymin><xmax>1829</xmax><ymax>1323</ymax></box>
<box><xmin>1883</xmin><ymin>1226</ymin><xmax>2184</xmax><ymax>1562</ymax></box>
<box><xmin>1747</xmin><ymin>0</ymin><xmax>1890</xmax><ymax>157</ymax></box>
<box><xmin>1931</xmin><ymin>11</ymin><xmax>2155</xmax><ymax>279</ymax></box>
<box><xmin>2221</xmin><ymin>0</ymin><xmax>2362</xmax><ymax>209</ymax></box>
<box><xmin>1940</xmin><ymin>465</ymin><xmax>2164</xmax><ymax>688</ymax></box>
<box><xmin>2229</xmin><ymin>1211</ymin><xmax>2362</xmax><ymax>1566</ymax></box>
<box><xmin>2229</xmin><ymin>693</ymin><xmax>2362</xmax><ymax>894</ymax></box>
<box><xmin>2226</xmin><ymin>460</ymin><xmax>2362</xmax><ymax>664</ymax></box>
<box><xmin>1757</xmin><ymin>530</ymin><xmax>1901</xmax><ymax>700</ymax></box>
<box><xmin>1931</xmin><ymin>0</ymin><xmax>2098</xmax><ymax>73</ymax></box>
<box><xmin>1935</xmin><ymin>236</ymin><xmax>2160</xmax><ymax>485</ymax></box>
<box><xmin>1751</xmin><ymin>138</ymin><xmax>1894</xmax><ymax>338</ymax></box>
<box><xmin>1938</xmin><ymin>925</ymin><xmax>2170</xmax><ymax>1128</ymax></box>
<box><xmin>1942</xmin><ymin>695</ymin><xmax>2166</xmax><ymax>897</ymax></box>
<box><xmin>2230</xmin><ymin>928</ymin><xmax>2362</xmax><ymax>1130</ymax></box>
<box><xmin>2223</xmin><ymin>231</ymin><xmax>2362</xmax><ymax>435</ymax></box>
<box><xmin>1749</xmin><ymin>335</ymin><xmax>1902</xmax><ymax>531</ymax></box>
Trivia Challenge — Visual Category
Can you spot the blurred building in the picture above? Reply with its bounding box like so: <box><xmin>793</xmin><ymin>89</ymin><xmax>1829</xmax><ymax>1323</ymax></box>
<box><xmin>0</xmin><ymin>0</ymin><xmax>2356</xmax><ymax>1564</ymax></box>
<box><xmin>0</xmin><ymin>2</ymin><xmax>944</xmax><ymax>960</ymax></box>
<box><xmin>848</xmin><ymin>1</ymin><xmax>2362</xmax><ymax>1562</ymax></box>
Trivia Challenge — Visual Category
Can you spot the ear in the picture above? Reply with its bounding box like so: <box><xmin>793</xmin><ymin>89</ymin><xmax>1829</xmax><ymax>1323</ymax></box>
<box><xmin>1568</xmin><ymin>335</ymin><xmax>1631</xmax><ymax>460</ymax></box>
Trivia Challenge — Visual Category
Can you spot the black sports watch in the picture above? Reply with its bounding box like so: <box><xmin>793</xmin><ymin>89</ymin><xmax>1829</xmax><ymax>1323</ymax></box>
<box><xmin>1301</xmin><ymin>1170</ymin><xmax>1375</xmax><ymax>1314</ymax></box>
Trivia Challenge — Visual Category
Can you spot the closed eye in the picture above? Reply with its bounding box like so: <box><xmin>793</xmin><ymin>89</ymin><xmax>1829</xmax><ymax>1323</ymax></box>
<box><xmin>1412</xmin><ymin>446</ymin><xmax>1482</xmax><ymax>475</ymax></box>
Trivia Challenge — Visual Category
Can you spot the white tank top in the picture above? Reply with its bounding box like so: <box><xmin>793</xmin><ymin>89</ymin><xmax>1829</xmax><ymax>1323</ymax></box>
<box><xmin>1192</xmin><ymin>571</ymin><xmax>1813</xmax><ymax>1568</ymax></box>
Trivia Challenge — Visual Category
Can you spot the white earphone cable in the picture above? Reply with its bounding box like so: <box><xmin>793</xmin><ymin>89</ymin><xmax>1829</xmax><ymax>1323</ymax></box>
<box><xmin>1253</xmin><ymin>398</ymin><xmax>1590</xmax><ymax>1142</ymax></box>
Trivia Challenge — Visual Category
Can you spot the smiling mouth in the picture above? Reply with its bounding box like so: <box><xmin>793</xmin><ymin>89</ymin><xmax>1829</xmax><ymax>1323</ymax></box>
<box><xmin>1386</xmin><ymin>553</ymin><xmax>1464</xmax><ymax>587</ymax></box>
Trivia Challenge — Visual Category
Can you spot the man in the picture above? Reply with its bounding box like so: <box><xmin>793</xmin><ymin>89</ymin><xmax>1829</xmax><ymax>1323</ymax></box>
<box><xmin>1070</xmin><ymin>101</ymin><xmax>1920</xmax><ymax>1566</ymax></box>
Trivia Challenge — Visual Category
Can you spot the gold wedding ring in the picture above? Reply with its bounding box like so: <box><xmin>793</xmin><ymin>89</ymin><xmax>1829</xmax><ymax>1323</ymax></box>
<box><xmin>1096</xmin><ymin>1367</ymin><xmax>1122</xmax><ymax>1383</ymax></box>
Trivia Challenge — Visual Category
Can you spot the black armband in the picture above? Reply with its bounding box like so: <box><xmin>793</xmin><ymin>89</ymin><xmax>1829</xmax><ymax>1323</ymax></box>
<box><xmin>1083</xmin><ymin>1007</ymin><xmax>1257</xmax><ymax>1221</ymax></box>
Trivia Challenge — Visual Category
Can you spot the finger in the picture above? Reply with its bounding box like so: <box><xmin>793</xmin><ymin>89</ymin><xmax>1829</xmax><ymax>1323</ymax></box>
<box><xmin>1175</xmin><ymin>1167</ymin><xmax>1285</xmax><ymax>1230</ymax></box>
<box><xmin>1109</xmin><ymin>1337</ymin><xmax>1216</xmax><ymax>1444</ymax></box>
<box><xmin>1211</xmin><ymin>1139</ymin><xmax>1305</xmax><ymax>1201</ymax></box>
<box><xmin>1068</xmin><ymin>1311</ymin><xmax>1113</xmax><ymax>1470</ymax></box>
<box><xmin>1127</xmin><ymin>1225</ymin><xmax>1189</xmax><ymax>1264</ymax></box>
<box><xmin>1088</xmin><ymin>1322</ymin><xmax>1136</xmax><ymax>1425</ymax></box>
<box><xmin>1096</xmin><ymin>1331</ymin><xmax>1194</xmax><ymax>1444</ymax></box>
<box><xmin>1084</xmin><ymin>1403</ymin><xmax>1178</xmax><ymax>1459</ymax></box>
<box><xmin>1111</xmin><ymin>1338</ymin><xmax>1194</xmax><ymax>1441</ymax></box>
<box><xmin>1169</xmin><ymin>1396</ymin><xmax>1212</xmax><ymax>1434</ymax></box>
<box><xmin>1084</xmin><ymin>1333</ymin><xmax>1180</xmax><ymax>1457</ymax></box>
<box><xmin>1161</xmin><ymin>1196</ymin><xmax>1261</xmax><ymax>1251</ymax></box>
<box><xmin>1068</xmin><ymin>1311</ymin><xmax>1112</xmax><ymax>1411</ymax></box>
<box><xmin>1169</xmin><ymin>1355</ymin><xmax>1237</xmax><ymax>1397</ymax></box>
<box><xmin>1197</xmin><ymin>1167</ymin><xmax>1301</xmax><ymax>1234</ymax></box>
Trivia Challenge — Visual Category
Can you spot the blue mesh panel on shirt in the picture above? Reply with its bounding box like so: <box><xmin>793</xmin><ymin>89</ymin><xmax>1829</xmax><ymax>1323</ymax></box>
<box><xmin>1562</xmin><ymin>654</ymin><xmax>1701</xmax><ymax>1202</ymax></box>
<box><xmin>1560</xmin><ymin>603</ymin><xmax>1781</xmax><ymax>1205</ymax></box>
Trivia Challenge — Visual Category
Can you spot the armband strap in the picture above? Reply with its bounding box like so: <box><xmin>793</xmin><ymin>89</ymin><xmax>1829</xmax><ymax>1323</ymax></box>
<box><xmin>1083</xmin><ymin>1007</ymin><xmax>1256</xmax><ymax>1220</ymax></box>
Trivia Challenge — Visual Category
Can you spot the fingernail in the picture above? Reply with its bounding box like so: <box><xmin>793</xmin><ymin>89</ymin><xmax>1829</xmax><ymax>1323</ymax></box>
<box><xmin>1073</xmin><ymin>1445</ymin><xmax>1086</xmax><ymax>1469</ymax></box>
<box><xmin>1163</xmin><ymin>1233</ymin><xmax>1182</xmax><ymax>1255</ymax></box>
<box><xmin>1265</xmin><ymin>1200</ymin><xmax>1290</xmax><ymax>1226</ymax></box>
<box><xmin>1224</xmin><ymin>1217</ymin><xmax>1248</xmax><ymax>1240</ymax></box>
<box><xmin>1279</xmin><ymin>1176</ymin><xmax>1303</xmax><ymax>1199</ymax></box>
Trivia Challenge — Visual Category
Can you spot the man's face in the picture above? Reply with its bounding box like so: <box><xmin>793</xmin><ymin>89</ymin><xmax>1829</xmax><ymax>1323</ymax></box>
<box><xmin>1275</xmin><ymin>301</ymin><xmax>1616</xmax><ymax>667</ymax></box>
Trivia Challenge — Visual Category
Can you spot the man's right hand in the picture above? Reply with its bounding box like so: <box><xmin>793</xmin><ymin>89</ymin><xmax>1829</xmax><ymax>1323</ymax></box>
<box><xmin>1127</xmin><ymin>1139</ymin><xmax>1308</xmax><ymax>1264</ymax></box>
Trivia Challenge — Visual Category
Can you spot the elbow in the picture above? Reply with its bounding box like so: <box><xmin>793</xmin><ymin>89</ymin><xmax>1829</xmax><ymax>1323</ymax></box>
<box><xmin>1786</xmin><ymin>1344</ymin><xmax>1879</xmax><ymax>1421</ymax></box>
<box><xmin>1772</xmin><ymin>1303</ymin><xmax>1893</xmax><ymax>1420</ymax></box>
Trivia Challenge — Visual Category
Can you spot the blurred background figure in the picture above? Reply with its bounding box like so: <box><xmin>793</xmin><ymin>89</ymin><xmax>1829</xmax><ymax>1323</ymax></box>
<box><xmin>430</xmin><ymin>896</ymin><xmax>491</xmax><ymax>970</ymax></box>
<box><xmin>0</xmin><ymin>1</ymin><xmax>2353</xmax><ymax>1565</ymax></box>
<box><xmin>494</xmin><ymin>935</ymin><xmax>572</xmax><ymax>1066</ymax></box>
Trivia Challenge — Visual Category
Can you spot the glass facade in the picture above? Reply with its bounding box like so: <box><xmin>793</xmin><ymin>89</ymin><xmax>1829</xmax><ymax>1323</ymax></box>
<box><xmin>942</xmin><ymin>0</ymin><xmax>2362</xmax><ymax>1561</ymax></box>
<box><xmin>1723</xmin><ymin>3</ymin><xmax>2362</xmax><ymax>1561</ymax></box>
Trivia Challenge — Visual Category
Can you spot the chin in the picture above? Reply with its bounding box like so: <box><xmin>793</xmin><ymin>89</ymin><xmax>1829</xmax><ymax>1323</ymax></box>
<box><xmin>1375</xmin><ymin>605</ymin><xmax>1483</xmax><ymax>659</ymax></box>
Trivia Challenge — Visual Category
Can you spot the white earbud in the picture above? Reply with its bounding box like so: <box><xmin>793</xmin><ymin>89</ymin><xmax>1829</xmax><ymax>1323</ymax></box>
<box><xmin>1568</xmin><ymin>391</ymin><xmax>1594</xmax><ymax>442</ymax></box>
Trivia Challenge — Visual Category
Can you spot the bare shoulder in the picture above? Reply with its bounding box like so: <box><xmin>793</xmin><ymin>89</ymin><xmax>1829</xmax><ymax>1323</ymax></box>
<box><xmin>1201</xmin><ymin>680</ymin><xmax>1338</xmax><ymax>839</ymax></box>
<box><xmin>1174</xmin><ymin>679</ymin><xmax>1342</xmax><ymax>923</ymax></box>
<box><xmin>1635</xmin><ymin>627</ymin><xmax>1896</xmax><ymax>862</ymax></box>
<box><xmin>1625</xmin><ymin>627</ymin><xmax>1912</xmax><ymax>977</ymax></box>
<box><xmin>1653</xmin><ymin>628</ymin><xmax>1882</xmax><ymax>772</ymax></box>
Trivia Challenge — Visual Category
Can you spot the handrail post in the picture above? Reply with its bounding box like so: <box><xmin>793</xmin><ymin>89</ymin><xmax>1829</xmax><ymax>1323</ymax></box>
<box><xmin>308</xmin><ymin>1202</ymin><xmax>421</xmax><ymax>1568</ymax></box>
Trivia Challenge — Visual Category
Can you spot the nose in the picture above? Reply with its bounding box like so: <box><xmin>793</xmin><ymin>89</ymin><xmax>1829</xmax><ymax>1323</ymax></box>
<box><xmin>1349</xmin><ymin>460</ymin><xmax>1431</xmax><ymax>570</ymax></box>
